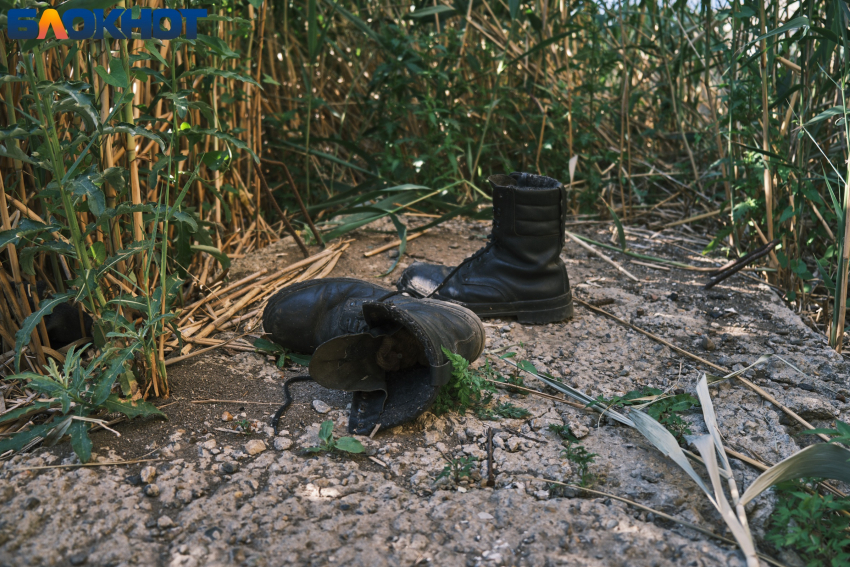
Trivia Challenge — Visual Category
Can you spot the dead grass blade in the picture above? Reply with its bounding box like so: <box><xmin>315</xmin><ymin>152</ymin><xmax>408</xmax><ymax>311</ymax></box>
<box><xmin>738</xmin><ymin>443</ymin><xmax>850</xmax><ymax>506</ymax></box>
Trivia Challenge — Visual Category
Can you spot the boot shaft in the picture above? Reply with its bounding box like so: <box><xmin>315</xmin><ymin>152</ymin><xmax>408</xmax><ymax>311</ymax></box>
<box><xmin>489</xmin><ymin>173</ymin><xmax>566</xmax><ymax>266</ymax></box>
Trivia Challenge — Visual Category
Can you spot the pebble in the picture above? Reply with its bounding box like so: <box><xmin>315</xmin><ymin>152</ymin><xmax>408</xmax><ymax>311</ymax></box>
<box><xmin>23</xmin><ymin>497</ymin><xmax>40</xmax><ymax>510</ymax></box>
<box><xmin>273</xmin><ymin>437</ymin><xmax>293</xmax><ymax>451</ymax></box>
<box><xmin>202</xmin><ymin>439</ymin><xmax>217</xmax><ymax>450</ymax></box>
<box><xmin>244</xmin><ymin>440</ymin><xmax>267</xmax><ymax>455</ymax></box>
<box><xmin>139</xmin><ymin>466</ymin><xmax>156</xmax><ymax>484</ymax></box>
<box><xmin>500</xmin><ymin>325</ymin><xmax>511</xmax><ymax>333</ymax></box>
<box><xmin>157</xmin><ymin>516</ymin><xmax>175</xmax><ymax>529</ymax></box>
<box><xmin>221</xmin><ymin>411</ymin><xmax>234</xmax><ymax>422</ymax></box>
<box><xmin>701</xmin><ymin>337</ymin><xmax>716</xmax><ymax>352</ymax></box>
<box><xmin>388</xmin><ymin>249</ymin><xmax>399</xmax><ymax>259</ymax></box>
<box><xmin>68</xmin><ymin>553</ymin><xmax>88</xmax><ymax>566</ymax></box>
<box><xmin>143</xmin><ymin>484</ymin><xmax>160</xmax><ymax>497</ymax></box>
<box><xmin>220</xmin><ymin>461</ymin><xmax>240</xmax><ymax>474</ymax></box>
<box><xmin>312</xmin><ymin>400</ymin><xmax>332</xmax><ymax>414</ymax></box>
<box><xmin>477</xmin><ymin>512</ymin><xmax>494</xmax><ymax>520</ymax></box>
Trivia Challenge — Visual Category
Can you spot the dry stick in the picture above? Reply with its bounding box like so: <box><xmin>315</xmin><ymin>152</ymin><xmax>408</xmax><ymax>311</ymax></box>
<box><xmin>5</xmin><ymin>458</ymin><xmax>164</xmax><ymax>472</ymax></box>
<box><xmin>704</xmin><ymin>239</ymin><xmax>780</xmax><ymax>289</ymax></box>
<box><xmin>574</xmin><ymin>298</ymin><xmax>831</xmax><ymax>443</ymax></box>
<box><xmin>165</xmin><ymin>329</ymin><xmax>258</xmax><ymax>366</ymax></box>
<box><xmin>565</xmin><ymin>232</ymin><xmax>640</xmax><ymax>282</ymax></box>
<box><xmin>363</xmin><ymin>230</ymin><xmax>428</xmax><ymax>257</ymax></box>
<box><xmin>256</xmin><ymin>168</ymin><xmax>309</xmax><ymax>257</ymax></box>
<box><xmin>481</xmin><ymin>376</ymin><xmax>588</xmax><ymax>411</ymax></box>
<box><xmin>659</xmin><ymin>206</ymin><xmax>727</xmax><ymax>229</ymax></box>
<box><xmin>191</xmin><ymin>399</ymin><xmax>280</xmax><ymax>405</ymax></box>
<box><xmin>525</xmin><ymin>478</ymin><xmax>789</xmax><ymax>567</ymax></box>
<box><xmin>262</xmin><ymin>158</ymin><xmax>324</xmax><ymax>248</ymax></box>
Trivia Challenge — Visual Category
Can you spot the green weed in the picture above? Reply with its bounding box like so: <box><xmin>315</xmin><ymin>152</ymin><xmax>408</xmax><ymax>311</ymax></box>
<box><xmin>550</xmin><ymin>424</ymin><xmax>597</xmax><ymax>487</ymax></box>
<box><xmin>765</xmin><ymin>480</ymin><xmax>850</xmax><ymax>567</ymax></box>
<box><xmin>0</xmin><ymin>345</ymin><xmax>162</xmax><ymax>462</ymax></box>
<box><xmin>594</xmin><ymin>387</ymin><xmax>700</xmax><ymax>445</ymax></box>
<box><xmin>306</xmin><ymin>420</ymin><xmax>365</xmax><ymax>455</ymax></box>
<box><xmin>436</xmin><ymin>454</ymin><xmax>478</xmax><ymax>484</ymax></box>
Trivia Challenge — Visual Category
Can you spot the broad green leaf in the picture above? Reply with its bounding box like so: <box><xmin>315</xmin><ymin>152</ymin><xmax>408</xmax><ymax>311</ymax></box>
<box><xmin>102</xmin><ymin>394</ymin><xmax>165</xmax><ymax>419</ymax></box>
<box><xmin>0</xmin><ymin>421</ymin><xmax>61</xmax><ymax>456</ymax></box>
<box><xmin>95</xmin><ymin>57</ymin><xmax>129</xmax><ymax>90</ymax></box>
<box><xmin>103</xmin><ymin>123</ymin><xmax>166</xmax><ymax>151</ymax></box>
<box><xmin>14</xmin><ymin>291</ymin><xmax>76</xmax><ymax>372</ymax></box>
<box><xmin>335</xmin><ymin>437</ymin><xmax>365</xmax><ymax>453</ymax></box>
<box><xmin>0</xmin><ymin>400</ymin><xmax>57</xmax><ymax>425</ymax></box>
<box><xmin>196</xmin><ymin>34</ymin><xmax>240</xmax><ymax>59</ymax></box>
<box><xmin>606</xmin><ymin>204</ymin><xmax>626</xmax><ymax>251</ymax></box>
<box><xmin>68</xmin><ymin>419</ymin><xmax>93</xmax><ymax>463</ymax></box>
<box><xmin>410</xmin><ymin>5</ymin><xmax>456</xmax><ymax>18</ymax></box>
<box><xmin>319</xmin><ymin>420</ymin><xmax>334</xmax><ymax>442</ymax></box>
<box><xmin>190</xmin><ymin>244</ymin><xmax>230</xmax><ymax>270</ymax></box>
<box><xmin>179</xmin><ymin>67</ymin><xmax>261</xmax><ymax>88</ymax></box>
<box><xmin>509</xmin><ymin>0</ymin><xmax>521</xmax><ymax>19</ymax></box>
<box><xmin>92</xmin><ymin>348</ymin><xmax>138</xmax><ymax>406</ymax></box>
<box><xmin>805</xmin><ymin>105</ymin><xmax>846</xmax><ymax>126</ymax></box>
<box><xmin>750</xmin><ymin>16</ymin><xmax>810</xmax><ymax>46</ymax></box>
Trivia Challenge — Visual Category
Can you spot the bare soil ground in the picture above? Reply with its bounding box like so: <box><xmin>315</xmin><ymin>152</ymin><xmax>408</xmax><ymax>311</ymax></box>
<box><xmin>1</xmin><ymin>217</ymin><xmax>848</xmax><ymax>567</ymax></box>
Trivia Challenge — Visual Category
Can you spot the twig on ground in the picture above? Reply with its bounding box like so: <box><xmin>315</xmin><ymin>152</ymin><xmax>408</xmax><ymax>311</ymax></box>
<box><xmin>566</xmin><ymin>232</ymin><xmax>640</xmax><ymax>281</ymax></box>
<box><xmin>704</xmin><ymin>239</ymin><xmax>779</xmax><ymax>289</ymax></box>
<box><xmin>5</xmin><ymin>458</ymin><xmax>164</xmax><ymax>472</ymax></box>
<box><xmin>364</xmin><ymin>230</ymin><xmax>428</xmax><ymax>257</ymax></box>
<box><xmin>486</xmin><ymin>427</ymin><xmax>495</xmax><ymax>487</ymax></box>
<box><xmin>481</xmin><ymin>376</ymin><xmax>589</xmax><ymax>411</ymax></box>
<box><xmin>191</xmin><ymin>399</ymin><xmax>281</xmax><ymax>405</ymax></box>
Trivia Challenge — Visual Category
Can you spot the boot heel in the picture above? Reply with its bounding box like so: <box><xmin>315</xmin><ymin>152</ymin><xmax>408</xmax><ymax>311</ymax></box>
<box><xmin>515</xmin><ymin>302</ymin><xmax>574</xmax><ymax>324</ymax></box>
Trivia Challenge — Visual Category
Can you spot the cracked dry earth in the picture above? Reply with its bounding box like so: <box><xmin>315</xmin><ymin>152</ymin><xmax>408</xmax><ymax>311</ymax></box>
<box><xmin>2</xmin><ymin>218</ymin><xmax>849</xmax><ymax>567</ymax></box>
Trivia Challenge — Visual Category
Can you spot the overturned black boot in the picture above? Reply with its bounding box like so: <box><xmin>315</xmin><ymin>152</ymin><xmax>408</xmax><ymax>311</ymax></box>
<box><xmin>262</xmin><ymin>278</ymin><xmax>485</xmax><ymax>434</ymax></box>
<box><xmin>396</xmin><ymin>172</ymin><xmax>573</xmax><ymax>324</ymax></box>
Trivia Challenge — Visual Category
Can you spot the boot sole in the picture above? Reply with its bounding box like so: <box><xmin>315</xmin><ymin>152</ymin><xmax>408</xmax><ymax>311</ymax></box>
<box><xmin>457</xmin><ymin>293</ymin><xmax>574</xmax><ymax>324</ymax></box>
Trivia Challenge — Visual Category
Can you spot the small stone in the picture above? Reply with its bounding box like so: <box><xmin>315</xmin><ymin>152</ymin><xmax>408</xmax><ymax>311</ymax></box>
<box><xmin>23</xmin><ymin>497</ymin><xmax>40</xmax><ymax>510</ymax></box>
<box><xmin>69</xmin><ymin>553</ymin><xmax>88</xmax><ymax>566</ymax></box>
<box><xmin>202</xmin><ymin>439</ymin><xmax>217</xmax><ymax>450</ymax></box>
<box><xmin>500</xmin><ymin>325</ymin><xmax>511</xmax><ymax>333</ymax></box>
<box><xmin>143</xmin><ymin>484</ymin><xmax>160</xmax><ymax>497</ymax></box>
<box><xmin>157</xmin><ymin>516</ymin><xmax>175</xmax><ymax>529</ymax></box>
<box><xmin>126</xmin><ymin>474</ymin><xmax>143</xmax><ymax>486</ymax></box>
<box><xmin>139</xmin><ymin>466</ymin><xmax>156</xmax><ymax>484</ymax></box>
<box><xmin>635</xmin><ymin>308</ymin><xmax>645</xmax><ymax>317</ymax></box>
<box><xmin>477</xmin><ymin>512</ymin><xmax>494</xmax><ymax>520</ymax></box>
<box><xmin>506</xmin><ymin>437</ymin><xmax>523</xmax><ymax>452</ymax></box>
<box><xmin>701</xmin><ymin>336</ymin><xmax>716</xmax><ymax>352</ymax></box>
<box><xmin>387</xmin><ymin>249</ymin><xmax>399</xmax><ymax>259</ymax></box>
<box><xmin>273</xmin><ymin>437</ymin><xmax>293</xmax><ymax>451</ymax></box>
<box><xmin>221</xmin><ymin>411</ymin><xmax>234</xmax><ymax>422</ymax></box>
<box><xmin>220</xmin><ymin>461</ymin><xmax>240</xmax><ymax>474</ymax></box>
<box><xmin>312</xmin><ymin>400</ymin><xmax>332</xmax><ymax>414</ymax></box>
<box><xmin>244</xmin><ymin>439</ymin><xmax>266</xmax><ymax>455</ymax></box>
<box><xmin>605</xmin><ymin>519</ymin><xmax>619</xmax><ymax>529</ymax></box>
<box><xmin>798</xmin><ymin>383</ymin><xmax>815</xmax><ymax>392</ymax></box>
<box><xmin>668</xmin><ymin>292</ymin><xmax>678</xmax><ymax>301</ymax></box>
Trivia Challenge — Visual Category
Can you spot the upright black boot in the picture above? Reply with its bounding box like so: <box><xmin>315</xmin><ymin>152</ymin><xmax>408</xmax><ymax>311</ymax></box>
<box><xmin>396</xmin><ymin>172</ymin><xmax>573</xmax><ymax>324</ymax></box>
<box><xmin>262</xmin><ymin>278</ymin><xmax>485</xmax><ymax>434</ymax></box>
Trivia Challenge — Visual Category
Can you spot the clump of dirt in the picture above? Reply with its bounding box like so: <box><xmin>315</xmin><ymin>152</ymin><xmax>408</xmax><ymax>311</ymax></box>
<box><xmin>1</xmin><ymin>218</ymin><xmax>847</xmax><ymax>566</ymax></box>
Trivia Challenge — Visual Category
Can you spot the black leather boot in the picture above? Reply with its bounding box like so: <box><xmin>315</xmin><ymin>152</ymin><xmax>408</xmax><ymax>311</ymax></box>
<box><xmin>396</xmin><ymin>172</ymin><xmax>573</xmax><ymax>324</ymax></box>
<box><xmin>262</xmin><ymin>278</ymin><xmax>485</xmax><ymax>434</ymax></box>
